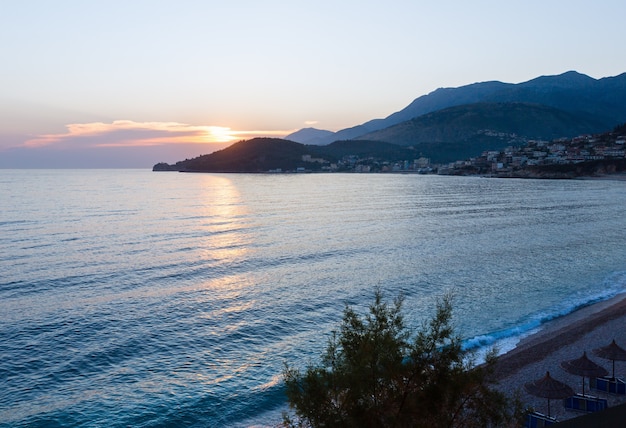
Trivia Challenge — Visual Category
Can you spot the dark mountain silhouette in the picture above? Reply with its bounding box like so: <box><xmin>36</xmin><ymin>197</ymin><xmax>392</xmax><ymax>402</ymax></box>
<box><xmin>297</xmin><ymin>71</ymin><xmax>626</xmax><ymax>145</ymax></box>
<box><xmin>155</xmin><ymin>138</ymin><xmax>326</xmax><ymax>172</ymax></box>
<box><xmin>285</xmin><ymin>127</ymin><xmax>334</xmax><ymax>145</ymax></box>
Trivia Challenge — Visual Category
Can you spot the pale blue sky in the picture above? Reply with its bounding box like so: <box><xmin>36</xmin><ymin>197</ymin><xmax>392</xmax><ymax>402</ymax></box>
<box><xmin>2</xmin><ymin>0</ymin><xmax>625</xmax><ymax>167</ymax></box>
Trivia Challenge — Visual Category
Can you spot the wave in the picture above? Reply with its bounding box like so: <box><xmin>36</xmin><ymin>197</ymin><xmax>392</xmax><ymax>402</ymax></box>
<box><xmin>463</xmin><ymin>270</ymin><xmax>626</xmax><ymax>356</ymax></box>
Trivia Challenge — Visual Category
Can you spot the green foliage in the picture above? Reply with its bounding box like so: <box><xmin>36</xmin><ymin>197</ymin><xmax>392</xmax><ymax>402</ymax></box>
<box><xmin>283</xmin><ymin>290</ymin><xmax>520</xmax><ymax>427</ymax></box>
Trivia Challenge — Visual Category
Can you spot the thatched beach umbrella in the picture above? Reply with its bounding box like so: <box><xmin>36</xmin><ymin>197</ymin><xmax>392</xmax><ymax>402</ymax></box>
<box><xmin>592</xmin><ymin>339</ymin><xmax>626</xmax><ymax>379</ymax></box>
<box><xmin>525</xmin><ymin>371</ymin><xmax>574</xmax><ymax>417</ymax></box>
<box><xmin>560</xmin><ymin>351</ymin><xmax>608</xmax><ymax>396</ymax></box>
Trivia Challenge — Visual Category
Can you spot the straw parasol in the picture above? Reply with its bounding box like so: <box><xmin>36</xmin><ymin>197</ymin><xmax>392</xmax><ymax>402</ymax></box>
<box><xmin>592</xmin><ymin>339</ymin><xmax>626</xmax><ymax>379</ymax></box>
<box><xmin>560</xmin><ymin>351</ymin><xmax>608</xmax><ymax>396</ymax></box>
<box><xmin>524</xmin><ymin>371</ymin><xmax>574</xmax><ymax>417</ymax></box>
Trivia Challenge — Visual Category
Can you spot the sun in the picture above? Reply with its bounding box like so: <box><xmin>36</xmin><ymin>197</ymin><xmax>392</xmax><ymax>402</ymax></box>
<box><xmin>203</xmin><ymin>126</ymin><xmax>239</xmax><ymax>143</ymax></box>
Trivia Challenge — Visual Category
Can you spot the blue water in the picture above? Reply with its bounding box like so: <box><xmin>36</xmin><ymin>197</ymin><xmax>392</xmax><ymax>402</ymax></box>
<box><xmin>2</xmin><ymin>170</ymin><xmax>626</xmax><ymax>427</ymax></box>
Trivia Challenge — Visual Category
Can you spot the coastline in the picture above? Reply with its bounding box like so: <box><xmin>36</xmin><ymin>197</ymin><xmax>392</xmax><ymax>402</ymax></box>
<box><xmin>493</xmin><ymin>293</ymin><xmax>626</xmax><ymax>420</ymax></box>
<box><xmin>578</xmin><ymin>172</ymin><xmax>626</xmax><ymax>181</ymax></box>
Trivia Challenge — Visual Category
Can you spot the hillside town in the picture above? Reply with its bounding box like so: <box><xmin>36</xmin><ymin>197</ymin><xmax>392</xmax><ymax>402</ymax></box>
<box><xmin>441</xmin><ymin>130</ymin><xmax>626</xmax><ymax>177</ymax></box>
<box><xmin>330</xmin><ymin>126</ymin><xmax>626</xmax><ymax>178</ymax></box>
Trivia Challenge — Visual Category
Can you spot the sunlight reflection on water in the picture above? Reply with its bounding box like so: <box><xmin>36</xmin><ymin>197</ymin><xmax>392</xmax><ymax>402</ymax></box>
<box><xmin>2</xmin><ymin>171</ymin><xmax>626</xmax><ymax>426</ymax></box>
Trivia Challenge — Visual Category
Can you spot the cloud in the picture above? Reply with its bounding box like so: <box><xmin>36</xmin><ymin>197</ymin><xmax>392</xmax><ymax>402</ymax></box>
<box><xmin>304</xmin><ymin>120</ymin><xmax>319</xmax><ymax>126</ymax></box>
<box><xmin>0</xmin><ymin>120</ymin><xmax>296</xmax><ymax>168</ymax></box>
<box><xmin>22</xmin><ymin>120</ymin><xmax>234</xmax><ymax>148</ymax></box>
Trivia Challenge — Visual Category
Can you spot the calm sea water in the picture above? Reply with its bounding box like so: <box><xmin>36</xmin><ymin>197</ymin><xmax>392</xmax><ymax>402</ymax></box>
<box><xmin>2</xmin><ymin>170</ymin><xmax>626</xmax><ymax>427</ymax></box>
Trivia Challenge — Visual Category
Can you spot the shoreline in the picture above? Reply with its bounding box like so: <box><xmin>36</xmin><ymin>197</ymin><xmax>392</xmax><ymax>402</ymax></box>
<box><xmin>577</xmin><ymin>172</ymin><xmax>626</xmax><ymax>181</ymax></box>
<box><xmin>492</xmin><ymin>293</ymin><xmax>626</xmax><ymax>420</ymax></box>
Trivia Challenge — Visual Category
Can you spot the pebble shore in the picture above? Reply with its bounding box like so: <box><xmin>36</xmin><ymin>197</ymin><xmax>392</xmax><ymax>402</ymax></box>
<box><xmin>492</xmin><ymin>294</ymin><xmax>626</xmax><ymax>421</ymax></box>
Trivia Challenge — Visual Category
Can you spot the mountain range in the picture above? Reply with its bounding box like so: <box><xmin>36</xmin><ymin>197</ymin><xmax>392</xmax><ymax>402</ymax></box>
<box><xmin>287</xmin><ymin>71</ymin><xmax>626</xmax><ymax>147</ymax></box>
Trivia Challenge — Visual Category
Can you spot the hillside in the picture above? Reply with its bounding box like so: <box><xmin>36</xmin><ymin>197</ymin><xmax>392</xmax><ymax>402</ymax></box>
<box><xmin>155</xmin><ymin>138</ymin><xmax>327</xmax><ymax>172</ymax></box>
<box><xmin>354</xmin><ymin>102</ymin><xmax>609</xmax><ymax>162</ymax></box>
<box><xmin>313</xmin><ymin>139</ymin><xmax>420</xmax><ymax>161</ymax></box>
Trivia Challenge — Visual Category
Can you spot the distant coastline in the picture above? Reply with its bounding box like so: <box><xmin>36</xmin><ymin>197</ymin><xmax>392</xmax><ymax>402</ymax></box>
<box><xmin>154</xmin><ymin>71</ymin><xmax>626</xmax><ymax>176</ymax></box>
<box><xmin>154</xmin><ymin>124</ymin><xmax>626</xmax><ymax>178</ymax></box>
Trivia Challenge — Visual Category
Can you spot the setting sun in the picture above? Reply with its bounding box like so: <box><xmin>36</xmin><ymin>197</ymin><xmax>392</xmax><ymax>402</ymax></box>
<box><xmin>202</xmin><ymin>126</ymin><xmax>238</xmax><ymax>143</ymax></box>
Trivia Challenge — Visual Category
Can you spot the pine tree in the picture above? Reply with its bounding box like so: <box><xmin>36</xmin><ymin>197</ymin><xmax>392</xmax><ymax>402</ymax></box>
<box><xmin>283</xmin><ymin>290</ymin><xmax>520</xmax><ymax>427</ymax></box>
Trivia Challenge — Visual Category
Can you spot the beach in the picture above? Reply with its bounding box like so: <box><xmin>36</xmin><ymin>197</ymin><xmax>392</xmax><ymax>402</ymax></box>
<box><xmin>493</xmin><ymin>293</ymin><xmax>626</xmax><ymax>421</ymax></box>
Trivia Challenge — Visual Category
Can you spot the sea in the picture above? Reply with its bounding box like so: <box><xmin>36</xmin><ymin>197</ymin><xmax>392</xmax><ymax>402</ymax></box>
<box><xmin>2</xmin><ymin>169</ymin><xmax>626</xmax><ymax>427</ymax></box>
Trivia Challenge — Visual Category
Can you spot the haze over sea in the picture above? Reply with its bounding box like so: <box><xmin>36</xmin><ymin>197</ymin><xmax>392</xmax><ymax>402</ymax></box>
<box><xmin>2</xmin><ymin>170</ymin><xmax>626</xmax><ymax>427</ymax></box>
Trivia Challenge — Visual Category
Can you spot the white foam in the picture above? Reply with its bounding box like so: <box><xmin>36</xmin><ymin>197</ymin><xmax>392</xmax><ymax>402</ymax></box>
<box><xmin>464</xmin><ymin>271</ymin><xmax>626</xmax><ymax>363</ymax></box>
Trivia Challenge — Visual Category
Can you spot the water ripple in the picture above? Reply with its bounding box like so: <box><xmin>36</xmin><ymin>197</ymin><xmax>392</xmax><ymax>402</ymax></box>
<box><xmin>2</xmin><ymin>171</ymin><xmax>626</xmax><ymax>426</ymax></box>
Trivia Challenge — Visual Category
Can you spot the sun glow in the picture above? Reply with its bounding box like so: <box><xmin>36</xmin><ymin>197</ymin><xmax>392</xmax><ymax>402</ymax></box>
<box><xmin>204</xmin><ymin>126</ymin><xmax>238</xmax><ymax>143</ymax></box>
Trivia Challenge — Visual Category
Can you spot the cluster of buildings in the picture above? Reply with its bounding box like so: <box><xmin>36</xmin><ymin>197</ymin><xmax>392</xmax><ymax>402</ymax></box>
<box><xmin>441</xmin><ymin>132</ymin><xmax>626</xmax><ymax>175</ymax></box>
<box><xmin>303</xmin><ymin>154</ymin><xmax>433</xmax><ymax>173</ymax></box>
<box><xmin>327</xmin><ymin>155</ymin><xmax>433</xmax><ymax>173</ymax></box>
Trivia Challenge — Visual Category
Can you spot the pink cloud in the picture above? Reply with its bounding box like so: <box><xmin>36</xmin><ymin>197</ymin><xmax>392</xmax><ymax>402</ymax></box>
<box><xmin>0</xmin><ymin>120</ymin><xmax>297</xmax><ymax>168</ymax></box>
<box><xmin>21</xmin><ymin>120</ymin><xmax>294</xmax><ymax>149</ymax></box>
<box><xmin>24</xmin><ymin>120</ymin><xmax>232</xmax><ymax>148</ymax></box>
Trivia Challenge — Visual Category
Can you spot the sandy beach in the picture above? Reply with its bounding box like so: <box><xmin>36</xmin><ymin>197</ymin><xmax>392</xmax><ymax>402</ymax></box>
<box><xmin>493</xmin><ymin>293</ymin><xmax>626</xmax><ymax>421</ymax></box>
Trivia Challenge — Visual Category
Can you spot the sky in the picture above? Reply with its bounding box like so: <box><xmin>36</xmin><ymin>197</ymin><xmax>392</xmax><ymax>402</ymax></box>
<box><xmin>2</xmin><ymin>0</ymin><xmax>626</xmax><ymax>168</ymax></box>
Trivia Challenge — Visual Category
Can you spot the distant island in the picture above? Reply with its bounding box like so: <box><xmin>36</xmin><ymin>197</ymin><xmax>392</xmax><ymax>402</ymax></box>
<box><xmin>154</xmin><ymin>71</ymin><xmax>626</xmax><ymax>178</ymax></box>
